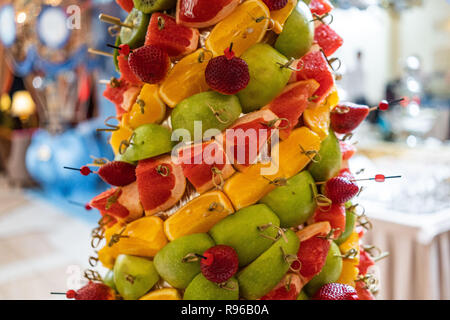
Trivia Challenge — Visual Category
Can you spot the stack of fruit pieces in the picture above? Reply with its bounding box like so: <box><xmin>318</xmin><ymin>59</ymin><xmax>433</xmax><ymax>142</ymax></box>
<box><xmin>69</xmin><ymin>0</ymin><xmax>381</xmax><ymax>300</ymax></box>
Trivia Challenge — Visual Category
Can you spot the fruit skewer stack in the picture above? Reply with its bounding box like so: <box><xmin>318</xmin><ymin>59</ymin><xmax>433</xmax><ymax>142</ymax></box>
<box><xmin>69</xmin><ymin>0</ymin><xmax>383</xmax><ymax>300</ymax></box>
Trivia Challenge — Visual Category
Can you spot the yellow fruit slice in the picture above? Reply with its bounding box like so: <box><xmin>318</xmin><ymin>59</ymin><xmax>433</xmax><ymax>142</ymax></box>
<box><xmin>271</xmin><ymin>0</ymin><xmax>297</xmax><ymax>34</ymax></box>
<box><xmin>114</xmin><ymin>216</ymin><xmax>168</xmax><ymax>257</ymax></box>
<box><xmin>164</xmin><ymin>190</ymin><xmax>235</xmax><ymax>241</ymax></box>
<box><xmin>337</xmin><ymin>259</ymin><xmax>359</xmax><ymax>288</ymax></box>
<box><xmin>303</xmin><ymin>89</ymin><xmax>339</xmax><ymax>141</ymax></box>
<box><xmin>277</xmin><ymin>126</ymin><xmax>322</xmax><ymax>178</ymax></box>
<box><xmin>110</xmin><ymin>118</ymin><xmax>133</xmax><ymax>155</ymax></box>
<box><xmin>124</xmin><ymin>84</ymin><xmax>166</xmax><ymax>129</ymax></box>
<box><xmin>97</xmin><ymin>222</ymin><xmax>125</xmax><ymax>269</ymax></box>
<box><xmin>139</xmin><ymin>288</ymin><xmax>181</xmax><ymax>300</ymax></box>
<box><xmin>338</xmin><ymin>230</ymin><xmax>360</xmax><ymax>265</ymax></box>
<box><xmin>224</xmin><ymin>127</ymin><xmax>321</xmax><ymax>210</ymax></box>
<box><xmin>205</xmin><ymin>0</ymin><xmax>270</xmax><ymax>57</ymax></box>
<box><xmin>159</xmin><ymin>49</ymin><xmax>210</xmax><ymax>108</ymax></box>
<box><xmin>337</xmin><ymin>230</ymin><xmax>360</xmax><ymax>287</ymax></box>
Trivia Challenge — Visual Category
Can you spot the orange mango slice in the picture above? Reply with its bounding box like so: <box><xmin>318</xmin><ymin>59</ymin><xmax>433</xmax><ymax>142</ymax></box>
<box><xmin>97</xmin><ymin>222</ymin><xmax>125</xmax><ymax>269</ymax></box>
<box><xmin>110</xmin><ymin>118</ymin><xmax>133</xmax><ymax>155</ymax></box>
<box><xmin>271</xmin><ymin>0</ymin><xmax>297</xmax><ymax>34</ymax></box>
<box><xmin>159</xmin><ymin>49</ymin><xmax>210</xmax><ymax>108</ymax></box>
<box><xmin>113</xmin><ymin>216</ymin><xmax>168</xmax><ymax>258</ymax></box>
<box><xmin>164</xmin><ymin>190</ymin><xmax>235</xmax><ymax>241</ymax></box>
<box><xmin>124</xmin><ymin>84</ymin><xmax>166</xmax><ymax>129</ymax></box>
<box><xmin>139</xmin><ymin>288</ymin><xmax>181</xmax><ymax>300</ymax></box>
<box><xmin>337</xmin><ymin>230</ymin><xmax>360</xmax><ymax>287</ymax></box>
<box><xmin>205</xmin><ymin>0</ymin><xmax>270</xmax><ymax>57</ymax></box>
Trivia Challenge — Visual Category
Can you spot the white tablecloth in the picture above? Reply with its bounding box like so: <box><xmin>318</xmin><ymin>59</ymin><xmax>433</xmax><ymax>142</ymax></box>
<box><xmin>364</xmin><ymin>201</ymin><xmax>450</xmax><ymax>300</ymax></box>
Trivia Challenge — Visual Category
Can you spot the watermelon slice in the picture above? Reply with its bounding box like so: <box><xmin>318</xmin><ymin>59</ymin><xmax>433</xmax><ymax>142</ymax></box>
<box><xmin>314</xmin><ymin>23</ymin><xmax>343</xmax><ymax>57</ymax></box>
<box><xmin>103</xmin><ymin>78</ymin><xmax>130</xmax><ymax>116</ymax></box>
<box><xmin>264</xmin><ymin>79</ymin><xmax>320</xmax><ymax>140</ymax></box>
<box><xmin>358</xmin><ymin>249</ymin><xmax>375</xmax><ymax>276</ymax></box>
<box><xmin>260</xmin><ymin>273</ymin><xmax>303</xmax><ymax>300</ymax></box>
<box><xmin>216</xmin><ymin>109</ymin><xmax>280</xmax><ymax>172</ymax></box>
<box><xmin>177</xmin><ymin>141</ymin><xmax>235</xmax><ymax>194</ymax></box>
<box><xmin>136</xmin><ymin>155</ymin><xmax>186</xmax><ymax>215</ymax></box>
<box><xmin>312</xmin><ymin>203</ymin><xmax>346</xmax><ymax>238</ymax></box>
<box><xmin>309</xmin><ymin>0</ymin><xmax>333</xmax><ymax>16</ymax></box>
<box><xmin>294</xmin><ymin>46</ymin><xmax>335</xmax><ymax>104</ymax></box>
<box><xmin>117</xmin><ymin>55</ymin><xmax>142</xmax><ymax>85</ymax></box>
<box><xmin>145</xmin><ymin>13</ymin><xmax>199</xmax><ymax>58</ymax></box>
<box><xmin>116</xmin><ymin>0</ymin><xmax>134</xmax><ymax>12</ymax></box>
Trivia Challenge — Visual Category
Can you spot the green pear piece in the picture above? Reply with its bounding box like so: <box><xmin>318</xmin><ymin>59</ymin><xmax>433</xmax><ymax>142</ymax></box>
<box><xmin>237</xmin><ymin>229</ymin><xmax>300</xmax><ymax>300</ymax></box>
<box><xmin>260</xmin><ymin>171</ymin><xmax>317</xmax><ymax>228</ymax></box>
<box><xmin>308</xmin><ymin>130</ymin><xmax>342</xmax><ymax>181</ymax></box>
<box><xmin>275</xmin><ymin>1</ymin><xmax>314</xmax><ymax>59</ymax></box>
<box><xmin>113</xmin><ymin>254</ymin><xmax>160</xmax><ymax>300</ymax></box>
<box><xmin>103</xmin><ymin>270</ymin><xmax>116</xmax><ymax>291</ymax></box>
<box><xmin>153</xmin><ymin>233</ymin><xmax>215</xmax><ymax>289</ymax></box>
<box><xmin>184</xmin><ymin>274</ymin><xmax>239</xmax><ymax>300</ymax></box>
<box><xmin>209</xmin><ymin>204</ymin><xmax>281</xmax><ymax>267</ymax></box>
<box><xmin>237</xmin><ymin>44</ymin><xmax>292</xmax><ymax>113</ymax></box>
<box><xmin>121</xmin><ymin>123</ymin><xmax>174</xmax><ymax>162</ymax></box>
<box><xmin>335</xmin><ymin>202</ymin><xmax>357</xmax><ymax>245</ymax></box>
<box><xmin>304</xmin><ymin>241</ymin><xmax>342</xmax><ymax>296</ymax></box>
<box><xmin>171</xmin><ymin>91</ymin><xmax>242</xmax><ymax>141</ymax></box>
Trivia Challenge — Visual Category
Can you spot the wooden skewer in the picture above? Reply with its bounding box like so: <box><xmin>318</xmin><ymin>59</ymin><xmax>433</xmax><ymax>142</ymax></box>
<box><xmin>88</xmin><ymin>48</ymin><xmax>113</xmax><ymax>57</ymax></box>
<box><xmin>98</xmin><ymin>79</ymin><xmax>111</xmax><ymax>85</ymax></box>
<box><xmin>99</xmin><ymin>13</ymin><xmax>134</xmax><ymax>29</ymax></box>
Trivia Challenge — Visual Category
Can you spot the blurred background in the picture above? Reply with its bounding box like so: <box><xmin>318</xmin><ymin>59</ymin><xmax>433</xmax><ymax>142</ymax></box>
<box><xmin>0</xmin><ymin>0</ymin><xmax>448</xmax><ymax>299</ymax></box>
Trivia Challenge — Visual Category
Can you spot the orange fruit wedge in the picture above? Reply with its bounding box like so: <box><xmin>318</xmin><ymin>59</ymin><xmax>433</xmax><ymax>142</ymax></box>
<box><xmin>303</xmin><ymin>102</ymin><xmax>331</xmax><ymax>141</ymax></box>
<box><xmin>124</xmin><ymin>84</ymin><xmax>166</xmax><ymax>129</ymax></box>
<box><xmin>110</xmin><ymin>118</ymin><xmax>133</xmax><ymax>155</ymax></box>
<box><xmin>139</xmin><ymin>288</ymin><xmax>181</xmax><ymax>300</ymax></box>
<box><xmin>271</xmin><ymin>0</ymin><xmax>297</xmax><ymax>34</ymax></box>
<box><xmin>205</xmin><ymin>0</ymin><xmax>270</xmax><ymax>57</ymax></box>
<box><xmin>164</xmin><ymin>190</ymin><xmax>234</xmax><ymax>241</ymax></box>
<box><xmin>159</xmin><ymin>49</ymin><xmax>210</xmax><ymax>108</ymax></box>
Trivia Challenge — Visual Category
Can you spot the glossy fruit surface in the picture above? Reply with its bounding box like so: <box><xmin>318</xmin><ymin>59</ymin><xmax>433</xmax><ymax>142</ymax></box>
<box><xmin>308</xmin><ymin>129</ymin><xmax>341</xmax><ymax>181</ymax></box>
<box><xmin>119</xmin><ymin>8</ymin><xmax>150</xmax><ymax>49</ymax></box>
<box><xmin>177</xmin><ymin>0</ymin><xmax>240</xmax><ymax>28</ymax></box>
<box><xmin>330</xmin><ymin>102</ymin><xmax>370</xmax><ymax>134</ymax></box>
<box><xmin>313</xmin><ymin>283</ymin><xmax>358</xmax><ymax>300</ymax></box>
<box><xmin>125</xmin><ymin>84</ymin><xmax>166</xmax><ymax>129</ymax></box>
<box><xmin>200</xmin><ymin>245</ymin><xmax>239</xmax><ymax>283</ymax></box>
<box><xmin>313</xmin><ymin>203</ymin><xmax>346</xmax><ymax>238</ymax></box>
<box><xmin>128</xmin><ymin>45</ymin><xmax>170</xmax><ymax>84</ymax></box>
<box><xmin>184</xmin><ymin>274</ymin><xmax>239</xmax><ymax>300</ymax></box>
<box><xmin>315</xmin><ymin>23</ymin><xmax>343</xmax><ymax>57</ymax></box>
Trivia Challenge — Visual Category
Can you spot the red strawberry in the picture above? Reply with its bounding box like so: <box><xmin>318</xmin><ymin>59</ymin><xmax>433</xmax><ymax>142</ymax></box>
<box><xmin>314</xmin><ymin>23</ymin><xmax>343</xmax><ymax>57</ymax></box>
<box><xmin>294</xmin><ymin>46</ymin><xmax>335</xmax><ymax>104</ymax></box>
<box><xmin>358</xmin><ymin>249</ymin><xmax>375</xmax><ymax>276</ymax></box>
<box><xmin>355</xmin><ymin>281</ymin><xmax>375</xmax><ymax>300</ymax></box>
<box><xmin>128</xmin><ymin>45</ymin><xmax>170</xmax><ymax>84</ymax></box>
<box><xmin>117</xmin><ymin>55</ymin><xmax>141</xmax><ymax>85</ymax></box>
<box><xmin>261</xmin><ymin>273</ymin><xmax>302</xmax><ymax>300</ymax></box>
<box><xmin>313</xmin><ymin>283</ymin><xmax>359</xmax><ymax>300</ymax></box>
<box><xmin>98</xmin><ymin>161</ymin><xmax>136</xmax><ymax>187</ymax></box>
<box><xmin>309</xmin><ymin>0</ymin><xmax>333</xmax><ymax>16</ymax></box>
<box><xmin>263</xmin><ymin>0</ymin><xmax>288</xmax><ymax>11</ymax></box>
<box><xmin>296</xmin><ymin>236</ymin><xmax>330</xmax><ymax>278</ymax></box>
<box><xmin>205</xmin><ymin>46</ymin><xmax>250</xmax><ymax>95</ymax></box>
<box><xmin>66</xmin><ymin>281</ymin><xmax>115</xmax><ymax>300</ymax></box>
<box><xmin>115</xmin><ymin>0</ymin><xmax>133</xmax><ymax>12</ymax></box>
<box><xmin>324</xmin><ymin>176</ymin><xmax>359</xmax><ymax>204</ymax></box>
<box><xmin>330</xmin><ymin>102</ymin><xmax>370</xmax><ymax>134</ymax></box>
<box><xmin>200</xmin><ymin>245</ymin><xmax>239</xmax><ymax>283</ymax></box>
<box><xmin>313</xmin><ymin>203</ymin><xmax>346</xmax><ymax>238</ymax></box>
<box><xmin>145</xmin><ymin>13</ymin><xmax>199</xmax><ymax>58</ymax></box>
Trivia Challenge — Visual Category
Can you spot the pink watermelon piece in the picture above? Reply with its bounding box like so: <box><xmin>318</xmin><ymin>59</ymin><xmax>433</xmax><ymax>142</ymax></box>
<box><xmin>309</xmin><ymin>0</ymin><xmax>333</xmax><ymax>16</ymax></box>
<box><xmin>102</xmin><ymin>77</ymin><xmax>130</xmax><ymax>116</ymax></box>
<box><xmin>117</xmin><ymin>55</ymin><xmax>142</xmax><ymax>85</ymax></box>
<box><xmin>315</xmin><ymin>23</ymin><xmax>343</xmax><ymax>57</ymax></box>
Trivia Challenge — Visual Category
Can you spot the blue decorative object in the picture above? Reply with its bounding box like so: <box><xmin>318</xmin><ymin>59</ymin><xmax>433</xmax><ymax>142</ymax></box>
<box><xmin>37</xmin><ymin>5</ymin><xmax>71</xmax><ymax>49</ymax></box>
<box><xmin>0</xmin><ymin>5</ymin><xmax>16</xmax><ymax>47</ymax></box>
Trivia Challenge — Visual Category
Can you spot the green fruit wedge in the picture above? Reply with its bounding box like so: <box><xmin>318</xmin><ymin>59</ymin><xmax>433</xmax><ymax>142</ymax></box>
<box><xmin>335</xmin><ymin>202</ymin><xmax>357</xmax><ymax>245</ymax></box>
<box><xmin>237</xmin><ymin>229</ymin><xmax>300</xmax><ymax>300</ymax></box>
<box><xmin>133</xmin><ymin>0</ymin><xmax>177</xmax><ymax>14</ymax></box>
<box><xmin>171</xmin><ymin>91</ymin><xmax>242</xmax><ymax>142</ymax></box>
<box><xmin>184</xmin><ymin>274</ymin><xmax>239</xmax><ymax>300</ymax></box>
<box><xmin>260</xmin><ymin>171</ymin><xmax>317</xmax><ymax>228</ymax></box>
<box><xmin>275</xmin><ymin>1</ymin><xmax>314</xmax><ymax>59</ymax></box>
<box><xmin>297</xmin><ymin>290</ymin><xmax>309</xmax><ymax>300</ymax></box>
<box><xmin>304</xmin><ymin>241</ymin><xmax>342</xmax><ymax>296</ymax></box>
<box><xmin>237</xmin><ymin>44</ymin><xmax>292</xmax><ymax>113</ymax></box>
<box><xmin>113</xmin><ymin>254</ymin><xmax>160</xmax><ymax>300</ymax></box>
<box><xmin>119</xmin><ymin>8</ymin><xmax>150</xmax><ymax>49</ymax></box>
<box><xmin>209</xmin><ymin>204</ymin><xmax>281</xmax><ymax>267</ymax></box>
<box><xmin>103</xmin><ymin>270</ymin><xmax>116</xmax><ymax>291</ymax></box>
<box><xmin>113</xmin><ymin>36</ymin><xmax>121</xmax><ymax>72</ymax></box>
<box><xmin>121</xmin><ymin>124</ymin><xmax>173</xmax><ymax>162</ymax></box>
<box><xmin>308</xmin><ymin>130</ymin><xmax>342</xmax><ymax>181</ymax></box>
<box><xmin>153</xmin><ymin>233</ymin><xmax>215</xmax><ymax>289</ymax></box>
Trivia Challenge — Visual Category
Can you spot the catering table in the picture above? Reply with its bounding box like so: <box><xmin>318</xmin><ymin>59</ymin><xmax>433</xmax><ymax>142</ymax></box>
<box><xmin>350</xmin><ymin>142</ymin><xmax>450</xmax><ymax>300</ymax></box>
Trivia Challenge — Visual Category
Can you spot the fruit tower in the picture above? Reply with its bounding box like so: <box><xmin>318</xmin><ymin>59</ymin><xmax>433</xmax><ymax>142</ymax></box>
<box><xmin>68</xmin><ymin>0</ymin><xmax>386</xmax><ymax>300</ymax></box>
